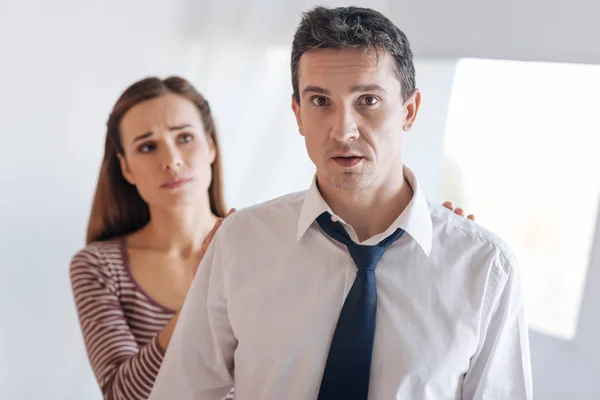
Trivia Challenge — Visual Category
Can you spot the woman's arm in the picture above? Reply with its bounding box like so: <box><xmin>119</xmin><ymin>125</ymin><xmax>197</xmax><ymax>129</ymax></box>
<box><xmin>71</xmin><ymin>216</ymin><xmax>235</xmax><ymax>400</ymax></box>
<box><xmin>156</xmin><ymin>216</ymin><xmax>227</xmax><ymax>351</ymax></box>
<box><xmin>70</xmin><ymin>246</ymin><xmax>168</xmax><ymax>400</ymax></box>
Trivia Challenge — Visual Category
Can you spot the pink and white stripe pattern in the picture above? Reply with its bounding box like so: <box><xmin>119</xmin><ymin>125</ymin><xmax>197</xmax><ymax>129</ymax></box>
<box><xmin>70</xmin><ymin>238</ymin><xmax>234</xmax><ymax>400</ymax></box>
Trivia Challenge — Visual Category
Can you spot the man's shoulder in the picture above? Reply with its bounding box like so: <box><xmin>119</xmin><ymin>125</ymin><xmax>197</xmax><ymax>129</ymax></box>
<box><xmin>243</xmin><ymin>190</ymin><xmax>307</xmax><ymax>213</ymax></box>
<box><xmin>428</xmin><ymin>202</ymin><xmax>517</xmax><ymax>268</ymax></box>
<box><xmin>220</xmin><ymin>190</ymin><xmax>307</xmax><ymax>233</ymax></box>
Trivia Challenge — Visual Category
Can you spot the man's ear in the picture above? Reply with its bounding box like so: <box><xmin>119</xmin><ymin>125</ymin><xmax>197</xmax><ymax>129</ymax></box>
<box><xmin>402</xmin><ymin>89</ymin><xmax>422</xmax><ymax>131</ymax></box>
<box><xmin>291</xmin><ymin>95</ymin><xmax>304</xmax><ymax>136</ymax></box>
<box><xmin>117</xmin><ymin>153</ymin><xmax>136</xmax><ymax>185</ymax></box>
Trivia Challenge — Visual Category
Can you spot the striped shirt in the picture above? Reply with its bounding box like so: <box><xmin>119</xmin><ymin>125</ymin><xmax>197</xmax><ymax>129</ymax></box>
<box><xmin>70</xmin><ymin>237</ymin><xmax>235</xmax><ymax>400</ymax></box>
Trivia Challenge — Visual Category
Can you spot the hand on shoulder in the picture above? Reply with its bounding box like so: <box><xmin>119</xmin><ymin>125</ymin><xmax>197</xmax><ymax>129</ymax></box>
<box><xmin>442</xmin><ymin>201</ymin><xmax>475</xmax><ymax>221</ymax></box>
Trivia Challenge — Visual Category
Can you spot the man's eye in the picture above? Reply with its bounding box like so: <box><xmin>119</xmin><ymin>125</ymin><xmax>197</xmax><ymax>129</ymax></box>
<box><xmin>312</xmin><ymin>96</ymin><xmax>330</xmax><ymax>107</ymax></box>
<box><xmin>361</xmin><ymin>96</ymin><xmax>379</xmax><ymax>106</ymax></box>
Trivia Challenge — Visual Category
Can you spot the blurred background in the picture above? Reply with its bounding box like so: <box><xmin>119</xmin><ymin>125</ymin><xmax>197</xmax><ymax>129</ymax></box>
<box><xmin>1</xmin><ymin>0</ymin><xmax>599</xmax><ymax>398</ymax></box>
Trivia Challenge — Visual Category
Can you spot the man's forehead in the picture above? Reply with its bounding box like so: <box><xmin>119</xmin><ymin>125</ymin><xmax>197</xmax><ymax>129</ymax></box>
<box><xmin>300</xmin><ymin>48</ymin><xmax>389</xmax><ymax>69</ymax></box>
<box><xmin>298</xmin><ymin>49</ymin><xmax>399</xmax><ymax>92</ymax></box>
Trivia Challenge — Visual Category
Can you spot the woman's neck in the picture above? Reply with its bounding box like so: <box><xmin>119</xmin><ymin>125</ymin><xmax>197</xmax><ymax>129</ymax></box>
<box><xmin>136</xmin><ymin>201</ymin><xmax>218</xmax><ymax>258</ymax></box>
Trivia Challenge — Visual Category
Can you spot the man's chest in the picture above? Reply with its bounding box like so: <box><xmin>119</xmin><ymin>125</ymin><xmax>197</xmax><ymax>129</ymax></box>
<box><xmin>225</xmin><ymin>245</ymin><xmax>483</xmax><ymax>398</ymax></box>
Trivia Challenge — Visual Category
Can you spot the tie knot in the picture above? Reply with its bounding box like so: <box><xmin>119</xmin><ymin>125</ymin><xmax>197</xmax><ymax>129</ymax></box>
<box><xmin>316</xmin><ymin>212</ymin><xmax>405</xmax><ymax>272</ymax></box>
<box><xmin>347</xmin><ymin>243</ymin><xmax>386</xmax><ymax>271</ymax></box>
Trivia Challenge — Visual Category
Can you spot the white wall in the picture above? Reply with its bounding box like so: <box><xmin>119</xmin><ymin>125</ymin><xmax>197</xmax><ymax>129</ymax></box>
<box><xmin>1</xmin><ymin>0</ymin><xmax>599</xmax><ymax>398</ymax></box>
<box><xmin>0</xmin><ymin>2</ymin><xmax>199</xmax><ymax>399</ymax></box>
<box><xmin>532</xmin><ymin>211</ymin><xmax>600</xmax><ymax>400</ymax></box>
<box><xmin>181</xmin><ymin>0</ymin><xmax>600</xmax><ymax>65</ymax></box>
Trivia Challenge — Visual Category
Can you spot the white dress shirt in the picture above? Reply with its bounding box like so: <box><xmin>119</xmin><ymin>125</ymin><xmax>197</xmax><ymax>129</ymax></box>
<box><xmin>149</xmin><ymin>167</ymin><xmax>532</xmax><ymax>400</ymax></box>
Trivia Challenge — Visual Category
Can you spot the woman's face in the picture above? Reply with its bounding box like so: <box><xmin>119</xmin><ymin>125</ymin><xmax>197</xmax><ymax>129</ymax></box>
<box><xmin>118</xmin><ymin>93</ymin><xmax>216</xmax><ymax>210</ymax></box>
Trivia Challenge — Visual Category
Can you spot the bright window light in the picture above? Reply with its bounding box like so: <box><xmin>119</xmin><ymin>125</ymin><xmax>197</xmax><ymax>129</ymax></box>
<box><xmin>442</xmin><ymin>58</ymin><xmax>600</xmax><ymax>340</ymax></box>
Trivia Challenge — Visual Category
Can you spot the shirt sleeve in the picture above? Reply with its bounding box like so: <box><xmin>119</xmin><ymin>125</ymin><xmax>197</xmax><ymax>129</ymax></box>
<box><xmin>149</xmin><ymin>225</ymin><xmax>236</xmax><ymax>400</ymax></box>
<box><xmin>461</xmin><ymin>251</ymin><xmax>533</xmax><ymax>399</ymax></box>
<box><xmin>69</xmin><ymin>246</ymin><xmax>166</xmax><ymax>400</ymax></box>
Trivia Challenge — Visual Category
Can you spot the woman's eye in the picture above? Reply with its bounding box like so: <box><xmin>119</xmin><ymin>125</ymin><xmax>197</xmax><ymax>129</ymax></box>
<box><xmin>138</xmin><ymin>143</ymin><xmax>156</xmax><ymax>153</ymax></box>
<box><xmin>178</xmin><ymin>133</ymin><xmax>194</xmax><ymax>143</ymax></box>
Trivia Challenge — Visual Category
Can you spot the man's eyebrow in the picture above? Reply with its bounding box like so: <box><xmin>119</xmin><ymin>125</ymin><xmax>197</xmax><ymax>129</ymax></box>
<box><xmin>302</xmin><ymin>86</ymin><xmax>331</xmax><ymax>96</ymax></box>
<box><xmin>350</xmin><ymin>84</ymin><xmax>387</xmax><ymax>93</ymax></box>
<box><xmin>301</xmin><ymin>84</ymin><xmax>387</xmax><ymax>97</ymax></box>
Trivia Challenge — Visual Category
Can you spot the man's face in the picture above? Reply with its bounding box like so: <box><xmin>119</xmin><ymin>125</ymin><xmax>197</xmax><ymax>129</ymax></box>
<box><xmin>292</xmin><ymin>48</ymin><xmax>420</xmax><ymax>193</ymax></box>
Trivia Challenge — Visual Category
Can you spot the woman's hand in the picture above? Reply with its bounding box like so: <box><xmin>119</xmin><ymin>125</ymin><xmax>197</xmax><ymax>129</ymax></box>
<box><xmin>160</xmin><ymin>209</ymin><xmax>237</xmax><ymax>351</ymax></box>
<box><xmin>442</xmin><ymin>201</ymin><xmax>475</xmax><ymax>221</ymax></box>
<box><xmin>196</xmin><ymin>208</ymin><xmax>236</xmax><ymax>272</ymax></box>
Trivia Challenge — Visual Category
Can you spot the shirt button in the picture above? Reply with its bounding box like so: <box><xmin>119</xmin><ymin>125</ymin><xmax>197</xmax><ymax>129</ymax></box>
<box><xmin>331</xmin><ymin>215</ymin><xmax>338</xmax><ymax>222</ymax></box>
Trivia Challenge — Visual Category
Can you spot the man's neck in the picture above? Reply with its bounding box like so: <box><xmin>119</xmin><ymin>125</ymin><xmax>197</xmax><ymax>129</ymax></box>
<box><xmin>318</xmin><ymin>172</ymin><xmax>414</xmax><ymax>242</ymax></box>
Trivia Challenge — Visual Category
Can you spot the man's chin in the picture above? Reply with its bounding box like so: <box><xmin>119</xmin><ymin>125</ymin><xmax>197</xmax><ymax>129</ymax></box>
<box><xmin>327</xmin><ymin>174</ymin><xmax>371</xmax><ymax>192</ymax></box>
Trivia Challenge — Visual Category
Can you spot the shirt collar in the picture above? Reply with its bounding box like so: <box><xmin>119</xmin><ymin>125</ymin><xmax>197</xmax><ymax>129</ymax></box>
<box><xmin>296</xmin><ymin>166</ymin><xmax>433</xmax><ymax>256</ymax></box>
<box><xmin>296</xmin><ymin>175</ymin><xmax>332</xmax><ymax>243</ymax></box>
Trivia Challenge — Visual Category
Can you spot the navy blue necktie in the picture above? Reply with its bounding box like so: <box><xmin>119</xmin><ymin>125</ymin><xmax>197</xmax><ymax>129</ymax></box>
<box><xmin>316</xmin><ymin>212</ymin><xmax>404</xmax><ymax>400</ymax></box>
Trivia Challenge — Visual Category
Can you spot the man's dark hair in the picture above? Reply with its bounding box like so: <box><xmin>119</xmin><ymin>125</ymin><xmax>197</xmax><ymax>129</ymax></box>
<box><xmin>291</xmin><ymin>6</ymin><xmax>416</xmax><ymax>102</ymax></box>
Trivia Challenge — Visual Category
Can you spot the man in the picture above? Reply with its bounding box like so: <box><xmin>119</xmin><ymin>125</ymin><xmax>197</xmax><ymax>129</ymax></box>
<box><xmin>150</xmin><ymin>6</ymin><xmax>532</xmax><ymax>399</ymax></box>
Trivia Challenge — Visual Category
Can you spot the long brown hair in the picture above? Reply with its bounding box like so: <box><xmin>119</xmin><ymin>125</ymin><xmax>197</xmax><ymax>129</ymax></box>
<box><xmin>86</xmin><ymin>76</ymin><xmax>227</xmax><ymax>244</ymax></box>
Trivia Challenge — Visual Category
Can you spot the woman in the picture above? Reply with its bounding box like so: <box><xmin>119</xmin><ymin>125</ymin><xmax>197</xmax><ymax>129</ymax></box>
<box><xmin>69</xmin><ymin>75</ymin><xmax>474</xmax><ymax>400</ymax></box>
<box><xmin>69</xmin><ymin>76</ymin><xmax>235</xmax><ymax>400</ymax></box>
